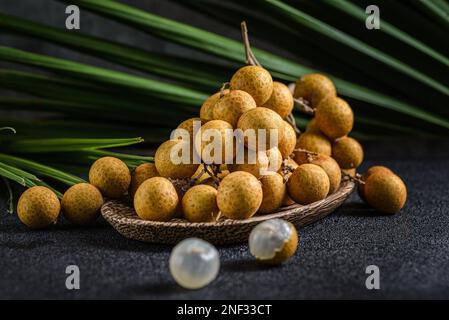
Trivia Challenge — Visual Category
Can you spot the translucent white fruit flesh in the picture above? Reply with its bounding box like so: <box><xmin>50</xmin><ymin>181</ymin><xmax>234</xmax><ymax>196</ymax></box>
<box><xmin>169</xmin><ymin>238</ymin><xmax>220</xmax><ymax>289</ymax></box>
<box><xmin>249</xmin><ymin>219</ymin><xmax>293</xmax><ymax>260</ymax></box>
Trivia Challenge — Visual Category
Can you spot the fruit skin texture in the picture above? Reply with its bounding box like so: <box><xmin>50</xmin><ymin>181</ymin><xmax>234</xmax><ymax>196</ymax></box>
<box><xmin>200</xmin><ymin>89</ymin><xmax>230</xmax><ymax>121</ymax></box>
<box><xmin>315</xmin><ymin>96</ymin><xmax>354</xmax><ymax>140</ymax></box>
<box><xmin>176</xmin><ymin>117</ymin><xmax>203</xmax><ymax>143</ymax></box>
<box><xmin>229</xmin><ymin>148</ymin><xmax>282</xmax><ymax>178</ymax></box>
<box><xmin>294</xmin><ymin>73</ymin><xmax>336</xmax><ymax>108</ymax></box>
<box><xmin>134</xmin><ymin>177</ymin><xmax>179</xmax><ymax>221</ymax></box>
<box><xmin>182</xmin><ymin>185</ymin><xmax>219</xmax><ymax>222</ymax></box>
<box><xmin>17</xmin><ymin>186</ymin><xmax>60</xmax><ymax>229</ymax></box>
<box><xmin>62</xmin><ymin>183</ymin><xmax>104</xmax><ymax>225</ymax></box>
<box><xmin>258</xmin><ymin>173</ymin><xmax>286</xmax><ymax>214</ymax></box>
<box><xmin>295</xmin><ymin>132</ymin><xmax>331</xmax><ymax>156</ymax></box>
<box><xmin>262</xmin><ymin>81</ymin><xmax>294</xmax><ymax>118</ymax></box>
<box><xmin>359</xmin><ymin>166</ymin><xmax>393</xmax><ymax>201</ymax></box>
<box><xmin>129</xmin><ymin>163</ymin><xmax>159</xmax><ymax>198</ymax></box>
<box><xmin>195</xmin><ymin>119</ymin><xmax>234</xmax><ymax>164</ymax></box>
<box><xmin>230</xmin><ymin>65</ymin><xmax>273</xmax><ymax>105</ymax></box>
<box><xmin>287</xmin><ymin>164</ymin><xmax>330</xmax><ymax>205</ymax></box>
<box><xmin>332</xmin><ymin>136</ymin><xmax>364</xmax><ymax>169</ymax></box>
<box><xmin>294</xmin><ymin>151</ymin><xmax>341</xmax><ymax>195</ymax></box>
<box><xmin>278</xmin><ymin>121</ymin><xmax>296</xmax><ymax>159</ymax></box>
<box><xmin>237</xmin><ymin>107</ymin><xmax>284</xmax><ymax>150</ymax></box>
<box><xmin>155</xmin><ymin>140</ymin><xmax>199</xmax><ymax>179</ymax></box>
<box><xmin>364</xmin><ymin>171</ymin><xmax>407</xmax><ymax>214</ymax></box>
<box><xmin>89</xmin><ymin>156</ymin><xmax>131</xmax><ymax>198</ymax></box>
<box><xmin>212</xmin><ymin>90</ymin><xmax>256</xmax><ymax>127</ymax></box>
<box><xmin>217</xmin><ymin>171</ymin><xmax>263</xmax><ymax>220</ymax></box>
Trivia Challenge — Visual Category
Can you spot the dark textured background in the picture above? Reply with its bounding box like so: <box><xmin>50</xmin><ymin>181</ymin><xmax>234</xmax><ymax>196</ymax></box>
<box><xmin>1</xmin><ymin>140</ymin><xmax>449</xmax><ymax>299</ymax></box>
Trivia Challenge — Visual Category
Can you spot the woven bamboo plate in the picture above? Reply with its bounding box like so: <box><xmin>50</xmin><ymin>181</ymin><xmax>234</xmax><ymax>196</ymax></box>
<box><xmin>101</xmin><ymin>181</ymin><xmax>355</xmax><ymax>245</ymax></box>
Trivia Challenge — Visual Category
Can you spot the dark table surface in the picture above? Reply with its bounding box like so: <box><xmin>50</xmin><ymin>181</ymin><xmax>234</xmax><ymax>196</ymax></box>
<box><xmin>1</xmin><ymin>139</ymin><xmax>449</xmax><ymax>299</ymax></box>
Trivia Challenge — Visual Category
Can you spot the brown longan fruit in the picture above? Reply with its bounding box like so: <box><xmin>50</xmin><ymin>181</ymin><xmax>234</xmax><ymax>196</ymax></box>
<box><xmin>200</xmin><ymin>89</ymin><xmax>230</xmax><ymax>121</ymax></box>
<box><xmin>293</xmin><ymin>73</ymin><xmax>336</xmax><ymax>108</ymax></box>
<box><xmin>258</xmin><ymin>173</ymin><xmax>286</xmax><ymax>214</ymax></box>
<box><xmin>315</xmin><ymin>96</ymin><xmax>354</xmax><ymax>140</ymax></box>
<box><xmin>62</xmin><ymin>183</ymin><xmax>104</xmax><ymax>225</ymax></box>
<box><xmin>176</xmin><ymin>117</ymin><xmax>204</xmax><ymax>143</ymax></box>
<box><xmin>212</xmin><ymin>90</ymin><xmax>256</xmax><ymax>127</ymax></box>
<box><xmin>217</xmin><ymin>171</ymin><xmax>263</xmax><ymax>220</ymax></box>
<box><xmin>358</xmin><ymin>166</ymin><xmax>393</xmax><ymax>200</ymax></box>
<box><xmin>134</xmin><ymin>177</ymin><xmax>179</xmax><ymax>221</ymax></box>
<box><xmin>364</xmin><ymin>171</ymin><xmax>407</xmax><ymax>214</ymax></box>
<box><xmin>287</xmin><ymin>164</ymin><xmax>330</xmax><ymax>205</ymax></box>
<box><xmin>295</xmin><ymin>132</ymin><xmax>332</xmax><ymax>156</ymax></box>
<box><xmin>182</xmin><ymin>185</ymin><xmax>219</xmax><ymax>222</ymax></box>
<box><xmin>194</xmin><ymin>119</ymin><xmax>234</xmax><ymax>164</ymax></box>
<box><xmin>237</xmin><ymin>107</ymin><xmax>284</xmax><ymax>150</ymax></box>
<box><xmin>305</xmin><ymin>118</ymin><xmax>320</xmax><ymax>133</ymax></box>
<box><xmin>294</xmin><ymin>151</ymin><xmax>342</xmax><ymax>195</ymax></box>
<box><xmin>262</xmin><ymin>81</ymin><xmax>294</xmax><ymax>118</ymax></box>
<box><xmin>17</xmin><ymin>186</ymin><xmax>60</xmax><ymax>229</ymax></box>
<box><xmin>129</xmin><ymin>163</ymin><xmax>159</xmax><ymax>198</ymax></box>
<box><xmin>332</xmin><ymin>136</ymin><xmax>364</xmax><ymax>169</ymax></box>
<box><xmin>155</xmin><ymin>140</ymin><xmax>199</xmax><ymax>179</ymax></box>
<box><xmin>230</xmin><ymin>65</ymin><xmax>273</xmax><ymax>105</ymax></box>
<box><xmin>89</xmin><ymin>156</ymin><xmax>131</xmax><ymax>198</ymax></box>
<box><xmin>278</xmin><ymin>121</ymin><xmax>296</xmax><ymax>159</ymax></box>
<box><xmin>229</xmin><ymin>148</ymin><xmax>282</xmax><ymax>178</ymax></box>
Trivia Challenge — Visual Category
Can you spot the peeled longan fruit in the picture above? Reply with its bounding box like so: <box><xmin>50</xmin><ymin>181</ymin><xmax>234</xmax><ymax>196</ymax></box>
<box><xmin>287</xmin><ymin>164</ymin><xmax>330</xmax><ymax>205</ymax></box>
<box><xmin>194</xmin><ymin>119</ymin><xmax>234</xmax><ymax>164</ymax></box>
<box><xmin>237</xmin><ymin>107</ymin><xmax>284</xmax><ymax>150</ymax></box>
<box><xmin>129</xmin><ymin>163</ymin><xmax>159</xmax><ymax>198</ymax></box>
<box><xmin>217</xmin><ymin>171</ymin><xmax>263</xmax><ymax>220</ymax></box>
<box><xmin>364</xmin><ymin>171</ymin><xmax>407</xmax><ymax>214</ymax></box>
<box><xmin>315</xmin><ymin>96</ymin><xmax>354</xmax><ymax>140</ymax></box>
<box><xmin>293</xmin><ymin>73</ymin><xmax>336</xmax><ymax>108</ymax></box>
<box><xmin>134</xmin><ymin>177</ymin><xmax>179</xmax><ymax>221</ymax></box>
<box><xmin>332</xmin><ymin>136</ymin><xmax>364</xmax><ymax>169</ymax></box>
<box><xmin>89</xmin><ymin>156</ymin><xmax>131</xmax><ymax>198</ymax></box>
<box><xmin>294</xmin><ymin>151</ymin><xmax>341</xmax><ymax>195</ymax></box>
<box><xmin>176</xmin><ymin>117</ymin><xmax>203</xmax><ymax>143</ymax></box>
<box><xmin>295</xmin><ymin>132</ymin><xmax>331</xmax><ymax>156</ymax></box>
<box><xmin>155</xmin><ymin>140</ymin><xmax>199</xmax><ymax>179</ymax></box>
<box><xmin>278</xmin><ymin>121</ymin><xmax>296</xmax><ymax>159</ymax></box>
<box><xmin>200</xmin><ymin>89</ymin><xmax>230</xmax><ymax>121</ymax></box>
<box><xmin>262</xmin><ymin>81</ymin><xmax>294</xmax><ymax>118</ymax></box>
<box><xmin>258</xmin><ymin>173</ymin><xmax>286</xmax><ymax>214</ymax></box>
<box><xmin>230</xmin><ymin>65</ymin><xmax>273</xmax><ymax>105</ymax></box>
<box><xmin>17</xmin><ymin>186</ymin><xmax>60</xmax><ymax>229</ymax></box>
<box><xmin>212</xmin><ymin>90</ymin><xmax>256</xmax><ymax>127</ymax></box>
<box><xmin>358</xmin><ymin>166</ymin><xmax>393</xmax><ymax>201</ymax></box>
<box><xmin>182</xmin><ymin>185</ymin><xmax>219</xmax><ymax>222</ymax></box>
<box><xmin>62</xmin><ymin>183</ymin><xmax>104</xmax><ymax>225</ymax></box>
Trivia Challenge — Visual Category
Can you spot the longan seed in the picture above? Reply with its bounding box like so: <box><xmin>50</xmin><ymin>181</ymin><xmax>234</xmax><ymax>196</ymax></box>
<box><xmin>287</xmin><ymin>163</ymin><xmax>330</xmax><ymax>205</ymax></box>
<box><xmin>17</xmin><ymin>186</ymin><xmax>60</xmax><ymax>229</ymax></box>
<box><xmin>62</xmin><ymin>183</ymin><xmax>104</xmax><ymax>225</ymax></box>
<box><xmin>278</xmin><ymin>121</ymin><xmax>296</xmax><ymax>159</ymax></box>
<box><xmin>315</xmin><ymin>96</ymin><xmax>354</xmax><ymax>140</ymax></box>
<box><xmin>295</xmin><ymin>132</ymin><xmax>332</xmax><ymax>156</ymax></box>
<box><xmin>293</xmin><ymin>73</ymin><xmax>336</xmax><ymax>108</ymax></box>
<box><xmin>212</xmin><ymin>90</ymin><xmax>256</xmax><ymax>127</ymax></box>
<box><xmin>155</xmin><ymin>140</ymin><xmax>199</xmax><ymax>179</ymax></box>
<box><xmin>364</xmin><ymin>171</ymin><xmax>407</xmax><ymax>214</ymax></box>
<box><xmin>200</xmin><ymin>90</ymin><xmax>230</xmax><ymax>121</ymax></box>
<box><xmin>332</xmin><ymin>136</ymin><xmax>364</xmax><ymax>169</ymax></box>
<box><xmin>89</xmin><ymin>156</ymin><xmax>131</xmax><ymax>198</ymax></box>
<box><xmin>230</xmin><ymin>65</ymin><xmax>273</xmax><ymax>105</ymax></box>
<box><xmin>129</xmin><ymin>163</ymin><xmax>159</xmax><ymax>198</ymax></box>
<box><xmin>182</xmin><ymin>185</ymin><xmax>219</xmax><ymax>223</ymax></box>
<box><xmin>258</xmin><ymin>173</ymin><xmax>286</xmax><ymax>214</ymax></box>
<box><xmin>262</xmin><ymin>81</ymin><xmax>294</xmax><ymax>118</ymax></box>
<box><xmin>358</xmin><ymin>166</ymin><xmax>393</xmax><ymax>201</ymax></box>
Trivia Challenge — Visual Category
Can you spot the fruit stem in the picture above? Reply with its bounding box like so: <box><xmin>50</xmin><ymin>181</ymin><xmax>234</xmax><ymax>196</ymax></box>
<box><xmin>240</xmin><ymin>21</ymin><xmax>261</xmax><ymax>67</ymax></box>
<box><xmin>341</xmin><ymin>171</ymin><xmax>365</xmax><ymax>184</ymax></box>
<box><xmin>286</xmin><ymin>114</ymin><xmax>301</xmax><ymax>136</ymax></box>
<box><xmin>204</xmin><ymin>164</ymin><xmax>221</xmax><ymax>186</ymax></box>
<box><xmin>219</xmin><ymin>82</ymin><xmax>230</xmax><ymax>98</ymax></box>
<box><xmin>294</xmin><ymin>98</ymin><xmax>315</xmax><ymax>116</ymax></box>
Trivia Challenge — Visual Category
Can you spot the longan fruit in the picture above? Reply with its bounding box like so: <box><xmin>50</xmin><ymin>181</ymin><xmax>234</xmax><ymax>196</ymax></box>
<box><xmin>194</xmin><ymin>119</ymin><xmax>234</xmax><ymax>164</ymax></box>
<box><xmin>155</xmin><ymin>140</ymin><xmax>199</xmax><ymax>179</ymax></box>
<box><xmin>358</xmin><ymin>166</ymin><xmax>393</xmax><ymax>200</ymax></box>
<box><xmin>217</xmin><ymin>171</ymin><xmax>263</xmax><ymax>220</ymax></box>
<box><xmin>212</xmin><ymin>90</ymin><xmax>256</xmax><ymax>127</ymax></box>
<box><xmin>293</xmin><ymin>73</ymin><xmax>336</xmax><ymax>108</ymax></box>
<box><xmin>229</xmin><ymin>148</ymin><xmax>282</xmax><ymax>178</ymax></box>
<box><xmin>262</xmin><ymin>81</ymin><xmax>294</xmax><ymax>118</ymax></box>
<box><xmin>305</xmin><ymin>118</ymin><xmax>320</xmax><ymax>133</ymax></box>
<box><xmin>182</xmin><ymin>185</ymin><xmax>219</xmax><ymax>222</ymax></box>
<box><xmin>364</xmin><ymin>171</ymin><xmax>407</xmax><ymax>214</ymax></box>
<box><xmin>129</xmin><ymin>163</ymin><xmax>159</xmax><ymax>198</ymax></box>
<box><xmin>295</xmin><ymin>132</ymin><xmax>331</xmax><ymax>156</ymax></box>
<box><xmin>258</xmin><ymin>173</ymin><xmax>286</xmax><ymax>214</ymax></box>
<box><xmin>278</xmin><ymin>121</ymin><xmax>296</xmax><ymax>159</ymax></box>
<box><xmin>230</xmin><ymin>65</ymin><xmax>273</xmax><ymax>105</ymax></box>
<box><xmin>332</xmin><ymin>136</ymin><xmax>364</xmax><ymax>169</ymax></box>
<box><xmin>17</xmin><ymin>186</ymin><xmax>60</xmax><ymax>229</ymax></box>
<box><xmin>134</xmin><ymin>177</ymin><xmax>179</xmax><ymax>221</ymax></box>
<box><xmin>200</xmin><ymin>89</ymin><xmax>230</xmax><ymax>121</ymax></box>
<box><xmin>176</xmin><ymin>117</ymin><xmax>204</xmax><ymax>143</ymax></box>
<box><xmin>287</xmin><ymin>164</ymin><xmax>330</xmax><ymax>205</ymax></box>
<box><xmin>62</xmin><ymin>183</ymin><xmax>104</xmax><ymax>225</ymax></box>
<box><xmin>89</xmin><ymin>157</ymin><xmax>131</xmax><ymax>198</ymax></box>
<box><xmin>315</xmin><ymin>96</ymin><xmax>354</xmax><ymax>140</ymax></box>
